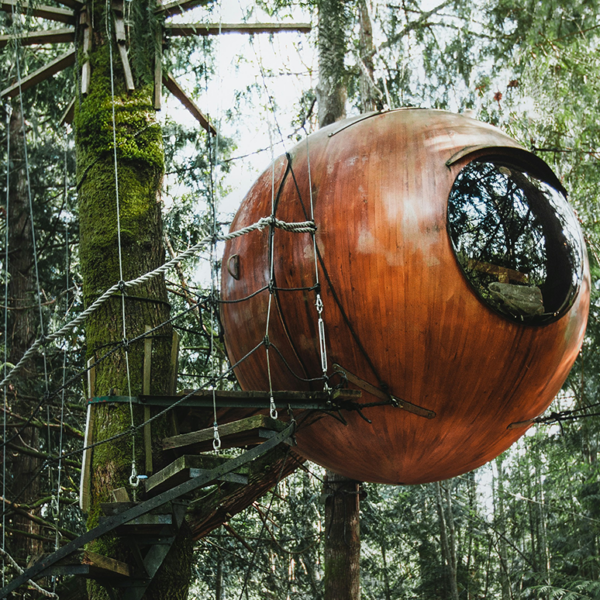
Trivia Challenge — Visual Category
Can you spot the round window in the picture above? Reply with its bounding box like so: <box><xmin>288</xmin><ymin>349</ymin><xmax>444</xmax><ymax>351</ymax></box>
<box><xmin>447</xmin><ymin>159</ymin><xmax>584</xmax><ymax>324</ymax></box>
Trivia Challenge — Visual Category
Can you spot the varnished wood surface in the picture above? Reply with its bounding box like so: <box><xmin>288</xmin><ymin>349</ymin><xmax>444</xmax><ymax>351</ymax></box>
<box><xmin>221</xmin><ymin>109</ymin><xmax>590</xmax><ymax>484</ymax></box>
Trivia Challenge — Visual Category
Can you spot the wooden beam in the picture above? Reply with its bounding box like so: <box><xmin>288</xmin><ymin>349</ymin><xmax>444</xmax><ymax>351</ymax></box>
<box><xmin>162</xmin><ymin>73</ymin><xmax>216</xmax><ymax>135</ymax></box>
<box><xmin>0</xmin><ymin>49</ymin><xmax>76</xmax><ymax>98</ymax></box>
<box><xmin>0</xmin><ymin>28</ymin><xmax>74</xmax><ymax>48</ymax></box>
<box><xmin>155</xmin><ymin>0</ymin><xmax>211</xmax><ymax>17</ymax></box>
<box><xmin>112</xmin><ymin>6</ymin><xmax>134</xmax><ymax>91</ymax></box>
<box><xmin>60</xmin><ymin>97</ymin><xmax>75</xmax><ymax>126</ymax></box>
<box><xmin>0</xmin><ymin>0</ymin><xmax>75</xmax><ymax>24</ymax></box>
<box><xmin>154</xmin><ymin>0</ymin><xmax>163</xmax><ymax>110</ymax></box>
<box><xmin>164</xmin><ymin>22</ymin><xmax>312</xmax><ymax>36</ymax></box>
<box><xmin>80</xmin><ymin>10</ymin><xmax>91</xmax><ymax>95</ymax></box>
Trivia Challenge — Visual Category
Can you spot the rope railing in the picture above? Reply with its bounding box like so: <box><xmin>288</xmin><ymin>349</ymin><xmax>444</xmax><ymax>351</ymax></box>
<box><xmin>0</xmin><ymin>216</ymin><xmax>316</xmax><ymax>389</ymax></box>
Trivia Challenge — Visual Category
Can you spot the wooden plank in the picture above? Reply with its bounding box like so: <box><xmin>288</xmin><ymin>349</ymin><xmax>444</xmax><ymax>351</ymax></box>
<box><xmin>164</xmin><ymin>22</ymin><xmax>312</xmax><ymax>36</ymax></box>
<box><xmin>110</xmin><ymin>487</ymin><xmax>130</xmax><ymax>502</ymax></box>
<box><xmin>117</xmin><ymin>43</ymin><xmax>135</xmax><ymax>91</ymax></box>
<box><xmin>113</xmin><ymin>11</ymin><xmax>127</xmax><ymax>43</ymax></box>
<box><xmin>53</xmin><ymin>550</ymin><xmax>131</xmax><ymax>578</ymax></box>
<box><xmin>0</xmin><ymin>0</ymin><xmax>75</xmax><ymax>24</ymax></box>
<box><xmin>162</xmin><ymin>73</ymin><xmax>215</xmax><ymax>135</ymax></box>
<box><xmin>153</xmin><ymin>0</ymin><xmax>163</xmax><ymax>110</ymax></box>
<box><xmin>59</xmin><ymin>97</ymin><xmax>75</xmax><ymax>126</ymax></box>
<box><xmin>81</xmin><ymin>10</ymin><xmax>91</xmax><ymax>95</ymax></box>
<box><xmin>0</xmin><ymin>49</ymin><xmax>76</xmax><ymax>99</ymax></box>
<box><xmin>162</xmin><ymin>414</ymin><xmax>285</xmax><ymax>451</ymax></box>
<box><xmin>143</xmin><ymin>325</ymin><xmax>153</xmax><ymax>475</ymax></box>
<box><xmin>0</xmin><ymin>28</ymin><xmax>74</xmax><ymax>48</ymax></box>
<box><xmin>155</xmin><ymin>0</ymin><xmax>211</xmax><ymax>17</ymax></box>
<box><xmin>79</xmin><ymin>358</ymin><xmax>95</xmax><ymax>512</ymax></box>
<box><xmin>145</xmin><ymin>455</ymin><xmax>249</xmax><ymax>495</ymax></box>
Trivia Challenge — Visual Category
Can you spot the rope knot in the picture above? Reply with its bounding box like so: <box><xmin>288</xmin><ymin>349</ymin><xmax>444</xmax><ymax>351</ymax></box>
<box><xmin>122</xmin><ymin>337</ymin><xmax>130</xmax><ymax>351</ymax></box>
<box><xmin>117</xmin><ymin>280</ymin><xmax>126</xmax><ymax>293</ymax></box>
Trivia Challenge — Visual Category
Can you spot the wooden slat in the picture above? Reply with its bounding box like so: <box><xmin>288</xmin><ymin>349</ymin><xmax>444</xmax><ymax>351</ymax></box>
<box><xmin>145</xmin><ymin>455</ymin><xmax>249</xmax><ymax>495</ymax></box>
<box><xmin>60</xmin><ymin>97</ymin><xmax>75</xmax><ymax>126</ymax></box>
<box><xmin>117</xmin><ymin>42</ymin><xmax>135</xmax><ymax>91</ymax></box>
<box><xmin>0</xmin><ymin>0</ymin><xmax>75</xmax><ymax>24</ymax></box>
<box><xmin>0</xmin><ymin>28</ymin><xmax>74</xmax><ymax>48</ymax></box>
<box><xmin>162</xmin><ymin>73</ymin><xmax>216</xmax><ymax>135</ymax></box>
<box><xmin>52</xmin><ymin>550</ymin><xmax>131</xmax><ymax>578</ymax></box>
<box><xmin>155</xmin><ymin>0</ymin><xmax>211</xmax><ymax>17</ymax></box>
<box><xmin>164</xmin><ymin>22</ymin><xmax>312</xmax><ymax>36</ymax></box>
<box><xmin>80</xmin><ymin>10</ymin><xmax>91</xmax><ymax>95</ymax></box>
<box><xmin>0</xmin><ymin>49</ymin><xmax>75</xmax><ymax>98</ymax></box>
<box><xmin>153</xmin><ymin>0</ymin><xmax>163</xmax><ymax>109</ymax></box>
<box><xmin>162</xmin><ymin>414</ymin><xmax>285</xmax><ymax>451</ymax></box>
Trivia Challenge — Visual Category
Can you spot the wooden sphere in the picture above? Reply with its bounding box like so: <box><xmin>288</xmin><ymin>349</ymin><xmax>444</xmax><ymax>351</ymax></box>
<box><xmin>221</xmin><ymin>109</ymin><xmax>589</xmax><ymax>484</ymax></box>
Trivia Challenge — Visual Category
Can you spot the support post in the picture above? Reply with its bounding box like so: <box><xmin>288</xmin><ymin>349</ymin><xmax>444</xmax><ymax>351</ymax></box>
<box><xmin>323</xmin><ymin>471</ymin><xmax>361</xmax><ymax>600</ymax></box>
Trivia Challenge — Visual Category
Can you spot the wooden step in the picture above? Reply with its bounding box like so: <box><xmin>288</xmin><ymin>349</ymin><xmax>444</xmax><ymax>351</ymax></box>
<box><xmin>162</xmin><ymin>414</ymin><xmax>287</xmax><ymax>452</ymax></box>
<box><xmin>100</xmin><ymin>502</ymin><xmax>176</xmax><ymax>535</ymax></box>
<box><xmin>45</xmin><ymin>550</ymin><xmax>131</xmax><ymax>579</ymax></box>
<box><xmin>145</xmin><ymin>454</ymin><xmax>249</xmax><ymax>496</ymax></box>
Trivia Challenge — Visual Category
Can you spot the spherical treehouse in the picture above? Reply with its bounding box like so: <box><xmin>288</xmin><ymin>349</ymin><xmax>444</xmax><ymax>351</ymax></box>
<box><xmin>220</xmin><ymin>109</ymin><xmax>589</xmax><ymax>485</ymax></box>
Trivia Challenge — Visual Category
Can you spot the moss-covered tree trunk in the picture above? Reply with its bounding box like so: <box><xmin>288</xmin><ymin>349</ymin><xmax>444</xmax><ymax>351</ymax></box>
<box><xmin>75</xmin><ymin>4</ymin><xmax>193</xmax><ymax>598</ymax></box>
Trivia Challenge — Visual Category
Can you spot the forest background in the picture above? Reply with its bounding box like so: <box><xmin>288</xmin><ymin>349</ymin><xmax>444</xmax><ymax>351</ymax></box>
<box><xmin>1</xmin><ymin>0</ymin><xmax>600</xmax><ymax>598</ymax></box>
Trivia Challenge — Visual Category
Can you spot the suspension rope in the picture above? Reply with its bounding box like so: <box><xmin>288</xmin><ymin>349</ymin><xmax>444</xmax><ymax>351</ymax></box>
<box><xmin>3</xmin><ymin>101</ymin><xmax>11</xmax><ymax>589</ymax></box>
<box><xmin>105</xmin><ymin>0</ymin><xmax>137</xmax><ymax>488</ymax></box>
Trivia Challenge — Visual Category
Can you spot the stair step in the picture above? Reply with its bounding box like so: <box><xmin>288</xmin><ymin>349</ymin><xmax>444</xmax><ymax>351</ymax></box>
<box><xmin>45</xmin><ymin>550</ymin><xmax>132</xmax><ymax>579</ymax></box>
<box><xmin>145</xmin><ymin>454</ymin><xmax>249</xmax><ymax>496</ymax></box>
<box><xmin>100</xmin><ymin>502</ymin><xmax>176</xmax><ymax>535</ymax></box>
<box><xmin>162</xmin><ymin>414</ymin><xmax>287</xmax><ymax>452</ymax></box>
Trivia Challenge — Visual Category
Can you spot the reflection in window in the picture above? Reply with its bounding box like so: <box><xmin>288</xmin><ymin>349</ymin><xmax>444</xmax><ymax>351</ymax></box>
<box><xmin>447</xmin><ymin>160</ymin><xmax>583</xmax><ymax>324</ymax></box>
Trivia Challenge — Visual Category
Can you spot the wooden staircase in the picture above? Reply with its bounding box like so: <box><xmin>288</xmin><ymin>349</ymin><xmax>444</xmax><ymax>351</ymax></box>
<box><xmin>0</xmin><ymin>415</ymin><xmax>295</xmax><ymax>600</ymax></box>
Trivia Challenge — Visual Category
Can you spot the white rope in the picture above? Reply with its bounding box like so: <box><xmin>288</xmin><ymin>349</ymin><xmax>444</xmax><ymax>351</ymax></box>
<box><xmin>0</xmin><ymin>217</ymin><xmax>316</xmax><ymax>389</ymax></box>
<box><xmin>0</xmin><ymin>548</ymin><xmax>59</xmax><ymax>599</ymax></box>
<box><xmin>106</xmin><ymin>0</ymin><xmax>136</xmax><ymax>486</ymax></box>
<box><xmin>3</xmin><ymin>102</ymin><xmax>11</xmax><ymax>589</ymax></box>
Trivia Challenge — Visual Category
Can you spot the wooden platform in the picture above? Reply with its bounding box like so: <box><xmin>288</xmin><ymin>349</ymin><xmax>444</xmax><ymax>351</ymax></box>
<box><xmin>45</xmin><ymin>550</ymin><xmax>131</xmax><ymax>579</ymax></box>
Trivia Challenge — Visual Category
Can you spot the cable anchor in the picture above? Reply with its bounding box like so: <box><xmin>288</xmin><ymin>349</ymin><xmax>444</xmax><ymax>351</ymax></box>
<box><xmin>269</xmin><ymin>395</ymin><xmax>278</xmax><ymax>420</ymax></box>
<box><xmin>213</xmin><ymin>421</ymin><xmax>221</xmax><ymax>451</ymax></box>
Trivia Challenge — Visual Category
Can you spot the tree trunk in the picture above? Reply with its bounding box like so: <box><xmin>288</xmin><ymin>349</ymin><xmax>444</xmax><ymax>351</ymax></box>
<box><xmin>434</xmin><ymin>481</ymin><xmax>459</xmax><ymax>600</ymax></box>
<box><xmin>357</xmin><ymin>0</ymin><xmax>379</xmax><ymax>113</ymax></box>
<box><xmin>323</xmin><ymin>472</ymin><xmax>360</xmax><ymax>600</ymax></box>
<box><xmin>316</xmin><ymin>0</ymin><xmax>348</xmax><ymax>127</ymax></box>
<box><xmin>6</xmin><ymin>99</ymin><xmax>42</xmax><ymax>565</ymax></box>
<box><xmin>75</xmin><ymin>4</ymin><xmax>192</xmax><ymax>598</ymax></box>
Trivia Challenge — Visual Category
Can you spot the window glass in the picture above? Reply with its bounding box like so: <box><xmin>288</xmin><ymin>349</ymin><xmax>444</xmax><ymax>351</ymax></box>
<box><xmin>447</xmin><ymin>160</ymin><xmax>583</xmax><ymax>324</ymax></box>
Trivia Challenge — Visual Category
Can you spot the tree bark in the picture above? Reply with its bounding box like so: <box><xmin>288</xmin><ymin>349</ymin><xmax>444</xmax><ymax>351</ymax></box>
<box><xmin>6</xmin><ymin>99</ymin><xmax>43</xmax><ymax>565</ymax></box>
<box><xmin>75</xmin><ymin>5</ymin><xmax>192</xmax><ymax>598</ymax></box>
<box><xmin>316</xmin><ymin>0</ymin><xmax>348</xmax><ymax>127</ymax></box>
<box><xmin>434</xmin><ymin>481</ymin><xmax>459</xmax><ymax>600</ymax></box>
<box><xmin>323</xmin><ymin>472</ymin><xmax>361</xmax><ymax>600</ymax></box>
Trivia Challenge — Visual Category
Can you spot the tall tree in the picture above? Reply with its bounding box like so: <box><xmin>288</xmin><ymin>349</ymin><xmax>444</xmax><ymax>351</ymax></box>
<box><xmin>75</xmin><ymin>3</ymin><xmax>192</xmax><ymax>598</ymax></box>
